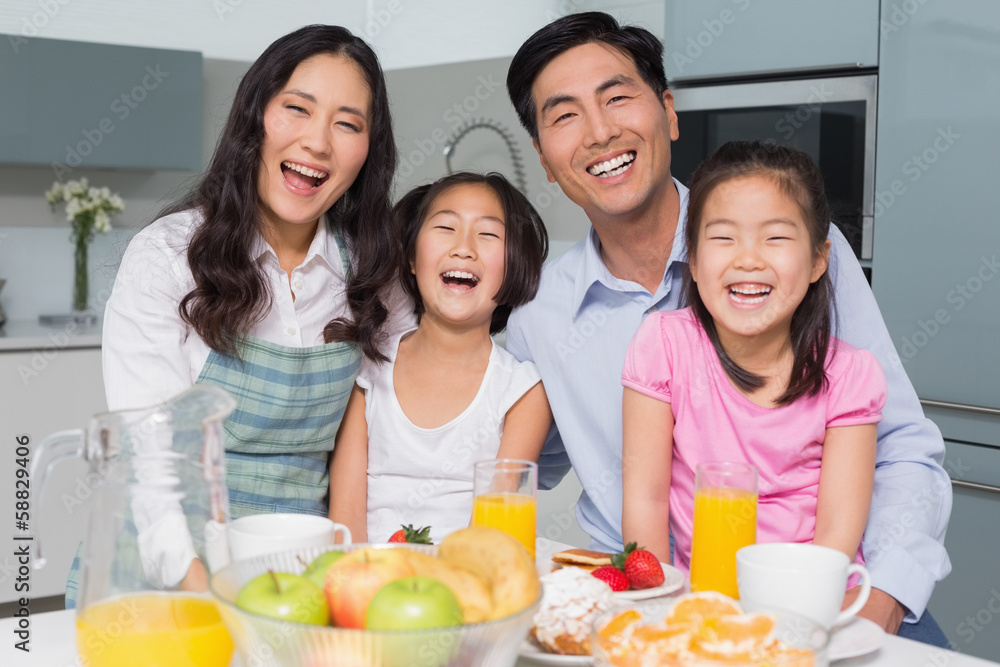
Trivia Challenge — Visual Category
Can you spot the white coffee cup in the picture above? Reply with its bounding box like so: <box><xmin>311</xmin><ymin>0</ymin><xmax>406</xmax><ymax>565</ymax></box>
<box><xmin>736</xmin><ymin>542</ymin><xmax>871</xmax><ymax>629</ymax></box>
<box><xmin>228</xmin><ymin>513</ymin><xmax>352</xmax><ymax>561</ymax></box>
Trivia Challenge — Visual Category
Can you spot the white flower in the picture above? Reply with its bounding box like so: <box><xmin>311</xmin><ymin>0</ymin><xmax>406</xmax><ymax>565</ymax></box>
<box><xmin>65</xmin><ymin>198</ymin><xmax>82</xmax><ymax>221</ymax></box>
<box><xmin>45</xmin><ymin>179</ymin><xmax>123</xmax><ymax>235</ymax></box>
<box><xmin>94</xmin><ymin>210</ymin><xmax>111</xmax><ymax>233</ymax></box>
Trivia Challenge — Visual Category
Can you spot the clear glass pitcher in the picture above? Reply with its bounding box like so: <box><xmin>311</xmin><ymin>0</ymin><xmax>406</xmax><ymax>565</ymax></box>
<box><xmin>30</xmin><ymin>382</ymin><xmax>237</xmax><ymax>667</ymax></box>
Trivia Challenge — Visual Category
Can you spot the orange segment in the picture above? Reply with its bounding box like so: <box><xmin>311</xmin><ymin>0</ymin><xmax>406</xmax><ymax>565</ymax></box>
<box><xmin>665</xmin><ymin>591</ymin><xmax>743</xmax><ymax>625</ymax></box>
<box><xmin>599</xmin><ymin>609</ymin><xmax>643</xmax><ymax>641</ymax></box>
<box><xmin>694</xmin><ymin>612</ymin><xmax>776</xmax><ymax>654</ymax></box>
<box><xmin>768</xmin><ymin>646</ymin><xmax>816</xmax><ymax>667</ymax></box>
<box><xmin>633</xmin><ymin>622</ymin><xmax>694</xmax><ymax>654</ymax></box>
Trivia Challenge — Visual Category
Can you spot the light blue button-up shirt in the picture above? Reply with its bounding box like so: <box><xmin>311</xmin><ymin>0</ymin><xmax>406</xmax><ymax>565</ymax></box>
<box><xmin>506</xmin><ymin>179</ymin><xmax>952</xmax><ymax>622</ymax></box>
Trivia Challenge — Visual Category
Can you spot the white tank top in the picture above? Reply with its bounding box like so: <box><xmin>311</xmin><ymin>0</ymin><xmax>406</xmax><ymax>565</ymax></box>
<box><xmin>358</xmin><ymin>329</ymin><xmax>541</xmax><ymax>543</ymax></box>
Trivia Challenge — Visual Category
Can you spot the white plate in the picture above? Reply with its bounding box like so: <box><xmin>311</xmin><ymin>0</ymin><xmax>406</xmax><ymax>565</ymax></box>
<box><xmin>612</xmin><ymin>562</ymin><xmax>686</xmax><ymax>600</ymax></box>
<box><xmin>829</xmin><ymin>616</ymin><xmax>885</xmax><ymax>661</ymax></box>
<box><xmin>519</xmin><ymin>637</ymin><xmax>593</xmax><ymax>665</ymax></box>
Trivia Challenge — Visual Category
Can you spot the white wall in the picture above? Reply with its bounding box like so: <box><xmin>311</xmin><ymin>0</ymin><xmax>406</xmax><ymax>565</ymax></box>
<box><xmin>2</xmin><ymin>0</ymin><xmax>664</xmax><ymax>71</ymax></box>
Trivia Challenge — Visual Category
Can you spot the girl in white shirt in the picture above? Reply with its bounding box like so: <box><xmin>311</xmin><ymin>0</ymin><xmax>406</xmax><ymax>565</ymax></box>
<box><xmin>330</xmin><ymin>172</ymin><xmax>553</xmax><ymax>543</ymax></box>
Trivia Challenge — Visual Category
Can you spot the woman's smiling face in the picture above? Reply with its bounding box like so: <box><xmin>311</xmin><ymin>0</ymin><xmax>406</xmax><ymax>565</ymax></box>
<box><xmin>257</xmin><ymin>53</ymin><xmax>371</xmax><ymax>233</ymax></box>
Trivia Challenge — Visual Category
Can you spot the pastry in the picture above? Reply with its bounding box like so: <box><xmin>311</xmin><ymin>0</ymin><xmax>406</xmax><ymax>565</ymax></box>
<box><xmin>532</xmin><ymin>566</ymin><xmax>615</xmax><ymax>655</ymax></box>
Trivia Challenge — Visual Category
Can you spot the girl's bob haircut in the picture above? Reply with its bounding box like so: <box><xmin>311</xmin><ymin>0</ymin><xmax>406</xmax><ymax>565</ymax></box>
<box><xmin>393</xmin><ymin>172</ymin><xmax>549</xmax><ymax>335</ymax></box>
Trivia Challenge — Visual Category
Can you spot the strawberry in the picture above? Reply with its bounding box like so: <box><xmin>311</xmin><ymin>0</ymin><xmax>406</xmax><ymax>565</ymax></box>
<box><xmin>591</xmin><ymin>565</ymin><xmax>630</xmax><ymax>592</ymax></box>
<box><xmin>612</xmin><ymin>542</ymin><xmax>665</xmax><ymax>590</ymax></box>
<box><xmin>387</xmin><ymin>524</ymin><xmax>432</xmax><ymax>544</ymax></box>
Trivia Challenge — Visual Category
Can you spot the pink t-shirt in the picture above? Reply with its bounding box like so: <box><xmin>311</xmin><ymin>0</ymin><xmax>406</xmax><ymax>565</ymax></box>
<box><xmin>621</xmin><ymin>308</ymin><xmax>886</xmax><ymax>574</ymax></box>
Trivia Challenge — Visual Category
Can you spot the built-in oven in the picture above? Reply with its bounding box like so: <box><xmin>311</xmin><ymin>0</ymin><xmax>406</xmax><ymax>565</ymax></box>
<box><xmin>670</xmin><ymin>73</ymin><xmax>877</xmax><ymax>280</ymax></box>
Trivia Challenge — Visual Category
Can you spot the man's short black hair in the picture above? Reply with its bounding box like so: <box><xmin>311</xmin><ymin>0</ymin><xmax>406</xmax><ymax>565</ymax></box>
<box><xmin>507</xmin><ymin>11</ymin><xmax>668</xmax><ymax>142</ymax></box>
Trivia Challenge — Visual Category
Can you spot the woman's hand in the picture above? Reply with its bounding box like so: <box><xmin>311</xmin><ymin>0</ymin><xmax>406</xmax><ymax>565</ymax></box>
<box><xmin>178</xmin><ymin>558</ymin><xmax>208</xmax><ymax>593</ymax></box>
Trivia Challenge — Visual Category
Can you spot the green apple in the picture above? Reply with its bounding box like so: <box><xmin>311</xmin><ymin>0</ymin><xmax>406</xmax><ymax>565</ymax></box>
<box><xmin>326</xmin><ymin>548</ymin><xmax>414</xmax><ymax>628</ymax></box>
<box><xmin>365</xmin><ymin>576</ymin><xmax>463</xmax><ymax>630</ymax></box>
<box><xmin>302</xmin><ymin>549</ymin><xmax>345</xmax><ymax>590</ymax></box>
<box><xmin>235</xmin><ymin>570</ymin><xmax>329</xmax><ymax>625</ymax></box>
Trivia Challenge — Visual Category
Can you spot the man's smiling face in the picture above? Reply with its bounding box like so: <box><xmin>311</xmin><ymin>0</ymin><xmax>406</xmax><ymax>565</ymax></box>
<box><xmin>530</xmin><ymin>42</ymin><xmax>679</xmax><ymax>224</ymax></box>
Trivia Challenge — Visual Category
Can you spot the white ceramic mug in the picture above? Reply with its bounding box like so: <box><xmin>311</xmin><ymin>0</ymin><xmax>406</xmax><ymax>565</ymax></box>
<box><xmin>228</xmin><ymin>513</ymin><xmax>352</xmax><ymax>561</ymax></box>
<box><xmin>736</xmin><ymin>542</ymin><xmax>871</xmax><ymax>629</ymax></box>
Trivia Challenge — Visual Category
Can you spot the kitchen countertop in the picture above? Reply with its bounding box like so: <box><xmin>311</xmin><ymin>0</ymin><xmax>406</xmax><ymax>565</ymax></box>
<box><xmin>0</xmin><ymin>317</ymin><xmax>102</xmax><ymax>351</ymax></box>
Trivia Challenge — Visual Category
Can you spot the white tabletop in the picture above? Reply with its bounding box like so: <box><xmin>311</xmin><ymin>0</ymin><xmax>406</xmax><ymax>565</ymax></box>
<box><xmin>1</xmin><ymin>607</ymin><xmax>996</xmax><ymax>667</ymax></box>
<box><xmin>4</xmin><ymin>538</ymin><xmax>996</xmax><ymax>667</ymax></box>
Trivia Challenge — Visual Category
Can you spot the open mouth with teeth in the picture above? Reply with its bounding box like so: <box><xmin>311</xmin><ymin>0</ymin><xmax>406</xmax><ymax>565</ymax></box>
<box><xmin>441</xmin><ymin>270</ymin><xmax>480</xmax><ymax>290</ymax></box>
<box><xmin>728</xmin><ymin>283</ymin><xmax>772</xmax><ymax>305</ymax></box>
<box><xmin>281</xmin><ymin>160</ymin><xmax>329</xmax><ymax>190</ymax></box>
<box><xmin>587</xmin><ymin>151</ymin><xmax>636</xmax><ymax>178</ymax></box>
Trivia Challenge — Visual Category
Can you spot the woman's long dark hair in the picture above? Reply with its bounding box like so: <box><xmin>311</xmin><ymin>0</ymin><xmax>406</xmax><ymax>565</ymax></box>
<box><xmin>162</xmin><ymin>25</ymin><xmax>398</xmax><ymax>361</ymax></box>
<box><xmin>393</xmin><ymin>172</ymin><xmax>548</xmax><ymax>335</ymax></box>
<box><xmin>684</xmin><ymin>140</ymin><xmax>835</xmax><ymax>406</ymax></box>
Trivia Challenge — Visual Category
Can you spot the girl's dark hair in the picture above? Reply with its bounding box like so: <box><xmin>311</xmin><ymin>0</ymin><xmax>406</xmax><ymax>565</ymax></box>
<box><xmin>161</xmin><ymin>24</ymin><xmax>398</xmax><ymax>361</ymax></box>
<box><xmin>394</xmin><ymin>172</ymin><xmax>548</xmax><ymax>335</ymax></box>
<box><xmin>685</xmin><ymin>140</ymin><xmax>835</xmax><ymax>406</ymax></box>
<box><xmin>507</xmin><ymin>11</ymin><xmax>668</xmax><ymax>142</ymax></box>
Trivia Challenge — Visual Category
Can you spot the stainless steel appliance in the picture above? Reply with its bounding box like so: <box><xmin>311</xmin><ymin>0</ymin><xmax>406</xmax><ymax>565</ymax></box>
<box><xmin>670</xmin><ymin>73</ymin><xmax>877</xmax><ymax>279</ymax></box>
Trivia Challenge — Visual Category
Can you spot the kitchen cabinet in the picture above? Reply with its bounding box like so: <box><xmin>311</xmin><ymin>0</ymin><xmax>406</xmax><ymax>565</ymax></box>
<box><xmin>0</xmin><ymin>342</ymin><xmax>104</xmax><ymax>605</ymax></box>
<box><xmin>872</xmin><ymin>0</ymin><xmax>1000</xmax><ymax>660</ymax></box>
<box><xmin>928</xmin><ymin>441</ymin><xmax>1000</xmax><ymax>659</ymax></box>
<box><xmin>872</xmin><ymin>0</ymin><xmax>1000</xmax><ymax>416</ymax></box>
<box><xmin>0</xmin><ymin>34</ymin><xmax>202</xmax><ymax>172</ymax></box>
<box><xmin>664</xmin><ymin>0</ymin><xmax>879</xmax><ymax>81</ymax></box>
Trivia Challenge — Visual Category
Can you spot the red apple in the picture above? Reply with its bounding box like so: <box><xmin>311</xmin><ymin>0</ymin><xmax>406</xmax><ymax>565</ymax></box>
<box><xmin>325</xmin><ymin>547</ymin><xmax>414</xmax><ymax>628</ymax></box>
<box><xmin>365</xmin><ymin>576</ymin><xmax>463</xmax><ymax>630</ymax></box>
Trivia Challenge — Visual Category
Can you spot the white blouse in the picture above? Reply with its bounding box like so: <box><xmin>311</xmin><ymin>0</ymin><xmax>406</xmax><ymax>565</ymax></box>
<box><xmin>102</xmin><ymin>209</ymin><xmax>412</xmax><ymax>411</ymax></box>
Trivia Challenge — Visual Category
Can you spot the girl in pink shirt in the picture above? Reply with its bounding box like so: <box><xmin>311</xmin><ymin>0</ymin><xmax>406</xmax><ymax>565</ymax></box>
<box><xmin>621</xmin><ymin>141</ymin><xmax>886</xmax><ymax>573</ymax></box>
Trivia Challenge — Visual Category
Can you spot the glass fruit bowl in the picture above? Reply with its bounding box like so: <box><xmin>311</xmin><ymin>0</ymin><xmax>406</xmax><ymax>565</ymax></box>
<box><xmin>590</xmin><ymin>596</ymin><xmax>830</xmax><ymax>667</ymax></box>
<box><xmin>209</xmin><ymin>542</ymin><xmax>540</xmax><ymax>667</ymax></box>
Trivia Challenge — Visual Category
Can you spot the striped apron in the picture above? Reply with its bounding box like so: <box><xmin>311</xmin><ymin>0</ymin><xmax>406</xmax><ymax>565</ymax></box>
<box><xmin>66</xmin><ymin>233</ymin><xmax>360</xmax><ymax>606</ymax></box>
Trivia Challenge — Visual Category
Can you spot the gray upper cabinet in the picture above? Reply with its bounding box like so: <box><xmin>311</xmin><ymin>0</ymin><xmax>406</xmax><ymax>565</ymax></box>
<box><xmin>664</xmin><ymin>0</ymin><xmax>879</xmax><ymax>81</ymax></box>
<box><xmin>0</xmin><ymin>35</ymin><xmax>202</xmax><ymax>172</ymax></box>
<box><xmin>872</xmin><ymin>1</ymin><xmax>1000</xmax><ymax>422</ymax></box>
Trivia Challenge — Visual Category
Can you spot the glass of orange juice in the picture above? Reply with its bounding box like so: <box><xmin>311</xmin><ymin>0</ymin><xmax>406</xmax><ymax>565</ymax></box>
<box><xmin>689</xmin><ymin>461</ymin><xmax>758</xmax><ymax>598</ymax></box>
<box><xmin>472</xmin><ymin>459</ymin><xmax>538</xmax><ymax>560</ymax></box>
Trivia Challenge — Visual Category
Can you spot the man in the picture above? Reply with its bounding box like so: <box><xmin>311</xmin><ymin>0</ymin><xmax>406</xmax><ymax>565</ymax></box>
<box><xmin>505</xmin><ymin>12</ymin><xmax>952</xmax><ymax>645</ymax></box>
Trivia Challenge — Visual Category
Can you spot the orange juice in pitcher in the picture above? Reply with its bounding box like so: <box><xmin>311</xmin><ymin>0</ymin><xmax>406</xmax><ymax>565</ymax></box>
<box><xmin>689</xmin><ymin>462</ymin><xmax>758</xmax><ymax>598</ymax></box>
<box><xmin>77</xmin><ymin>593</ymin><xmax>233</xmax><ymax>667</ymax></box>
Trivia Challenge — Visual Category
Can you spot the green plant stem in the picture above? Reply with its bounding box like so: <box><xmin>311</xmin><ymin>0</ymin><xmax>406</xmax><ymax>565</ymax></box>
<box><xmin>73</xmin><ymin>230</ymin><xmax>89</xmax><ymax>311</ymax></box>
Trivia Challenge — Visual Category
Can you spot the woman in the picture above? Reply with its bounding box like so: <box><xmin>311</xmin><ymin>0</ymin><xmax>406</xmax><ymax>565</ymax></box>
<box><xmin>73</xmin><ymin>25</ymin><xmax>405</xmax><ymax>606</ymax></box>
